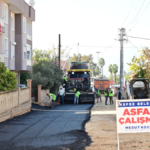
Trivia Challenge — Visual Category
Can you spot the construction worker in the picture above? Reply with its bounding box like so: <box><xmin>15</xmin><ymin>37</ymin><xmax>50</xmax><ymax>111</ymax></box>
<box><xmin>109</xmin><ymin>88</ymin><xmax>113</xmax><ymax>105</ymax></box>
<box><xmin>97</xmin><ymin>90</ymin><xmax>102</xmax><ymax>103</ymax></box>
<box><xmin>118</xmin><ymin>88</ymin><xmax>122</xmax><ymax>100</ymax></box>
<box><xmin>74</xmin><ymin>87</ymin><xmax>77</xmax><ymax>93</ymax></box>
<box><xmin>63</xmin><ymin>76</ymin><xmax>68</xmax><ymax>82</ymax></box>
<box><xmin>74</xmin><ymin>90</ymin><xmax>81</xmax><ymax>104</ymax></box>
<box><xmin>104</xmin><ymin>88</ymin><xmax>109</xmax><ymax>105</ymax></box>
<box><xmin>63</xmin><ymin>75</ymin><xmax>68</xmax><ymax>88</ymax></box>
<box><xmin>56</xmin><ymin>86</ymin><xmax>65</xmax><ymax>104</ymax></box>
<box><xmin>46</xmin><ymin>93</ymin><xmax>56</xmax><ymax>108</ymax></box>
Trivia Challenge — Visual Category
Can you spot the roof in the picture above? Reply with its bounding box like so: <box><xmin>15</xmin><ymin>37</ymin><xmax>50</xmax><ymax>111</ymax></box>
<box><xmin>60</xmin><ymin>61</ymin><xmax>69</xmax><ymax>70</ymax></box>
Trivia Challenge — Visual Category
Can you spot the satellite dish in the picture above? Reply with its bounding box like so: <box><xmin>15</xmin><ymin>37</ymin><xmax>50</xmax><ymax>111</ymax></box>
<box><xmin>29</xmin><ymin>0</ymin><xmax>35</xmax><ymax>8</ymax></box>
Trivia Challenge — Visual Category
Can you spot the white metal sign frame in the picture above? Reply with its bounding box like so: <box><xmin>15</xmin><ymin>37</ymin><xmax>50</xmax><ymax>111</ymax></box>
<box><xmin>116</xmin><ymin>99</ymin><xmax>150</xmax><ymax>150</ymax></box>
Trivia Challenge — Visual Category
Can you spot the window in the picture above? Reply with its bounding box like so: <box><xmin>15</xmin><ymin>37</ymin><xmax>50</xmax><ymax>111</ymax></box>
<box><xmin>4</xmin><ymin>4</ymin><xmax>8</xmax><ymax>24</ymax></box>
<box><xmin>11</xmin><ymin>45</ymin><xmax>15</xmax><ymax>59</ymax></box>
<box><xmin>23</xmin><ymin>46</ymin><xmax>27</xmax><ymax>59</ymax></box>
<box><xmin>4</xmin><ymin>38</ymin><xmax>8</xmax><ymax>57</ymax></box>
<box><xmin>27</xmin><ymin>46</ymin><xmax>31</xmax><ymax>60</ymax></box>
<box><xmin>23</xmin><ymin>17</ymin><xmax>26</xmax><ymax>33</ymax></box>
<box><xmin>11</xmin><ymin>13</ymin><xmax>14</xmax><ymax>30</ymax></box>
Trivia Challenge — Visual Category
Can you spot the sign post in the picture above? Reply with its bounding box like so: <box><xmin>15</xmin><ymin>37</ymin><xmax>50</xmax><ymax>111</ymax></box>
<box><xmin>116</xmin><ymin>99</ymin><xmax>150</xmax><ymax>150</ymax></box>
<box><xmin>110</xmin><ymin>80</ymin><xmax>114</xmax><ymax>85</ymax></box>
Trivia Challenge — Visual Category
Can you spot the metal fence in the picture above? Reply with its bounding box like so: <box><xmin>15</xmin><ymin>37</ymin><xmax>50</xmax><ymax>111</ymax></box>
<box><xmin>32</xmin><ymin>88</ymin><xmax>38</xmax><ymax>102</ymax></box>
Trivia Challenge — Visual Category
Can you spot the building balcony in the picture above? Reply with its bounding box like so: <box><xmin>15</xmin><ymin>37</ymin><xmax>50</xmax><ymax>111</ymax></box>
<box><xmin>0</xmin><ymin>53</ymin><xmax>4</xmax><ymax>63</ymax></box>
<box><xmin>4</xmin><ymin>0</ymin><xmax>35</xmax><ymax>21</ymax></box>
<box><xmin>27</xmin><ymin>34</ymin><xmax>32</xmax><ymax>41</ymax></box>
<box><xmin>0</xmin><ymin>18</ymin><xmax>5</xmax><ymax>34</ymax></box>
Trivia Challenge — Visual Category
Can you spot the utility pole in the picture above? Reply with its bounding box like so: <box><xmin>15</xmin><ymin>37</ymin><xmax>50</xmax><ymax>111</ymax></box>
<box><xmin>118</xmin><ymin>28</ymin><xmax>126</xmax><ymax>97</ymax></box>
<box><xmin>78</xmin><ymin>43</ymin><xmax>79</xmax><ymax>62</ymax></box>
<box><xmin>96</xmin><ymin>51</ymin><xmax>100</xmax><ymax>77</ymax></box>
<box><xmin>69</xmin><ymin>48</ymin><xmax>72</xmax><ymax>68</ymax></box>
<box><xmin>58</xmin><ymin>34</ymin><xmax>61</xmax><ymax>68</ymax></box>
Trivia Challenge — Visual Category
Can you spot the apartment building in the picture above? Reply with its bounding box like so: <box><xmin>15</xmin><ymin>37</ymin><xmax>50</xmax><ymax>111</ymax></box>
<box><xmin>0</xmin><ymin>0</ymin><xmax>35</xmax><ymax>84</ymax></box>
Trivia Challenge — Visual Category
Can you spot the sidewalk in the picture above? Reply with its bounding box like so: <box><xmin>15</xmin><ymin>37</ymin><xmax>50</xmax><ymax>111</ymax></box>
<box><xmin>85</xmin><ymin>97</ymin><xmax>150</xmax><ymax>150</ymax></box>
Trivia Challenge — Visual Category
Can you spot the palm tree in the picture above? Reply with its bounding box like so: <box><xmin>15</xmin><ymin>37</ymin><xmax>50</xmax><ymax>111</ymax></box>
<box><xmin>98</xmin><ymin>58</ymin><xmax>105</xmax><ymax>76</ymax></box>
<box><xmin>108</xmin><ymin>65</ymin><xmax>113</xmax><ymax>80</ymax></box>
<box><xmin>112</xmin><ymin>64</ymin><xmax>118</xmax><ymax>83</ymax></box>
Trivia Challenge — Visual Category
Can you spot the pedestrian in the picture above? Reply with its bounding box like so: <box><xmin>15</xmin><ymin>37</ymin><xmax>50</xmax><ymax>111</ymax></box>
<box><xmin>56</xmin><ymin>87</ymin><xmax>65</xmax><ymax>104</ymax></box>
<box><xmin>97</xmin><ymin>90</ymin><xmax>102</xmax><ymax>103</ymax></box>
<box><xmin>109</xmin><ymin>88</ymin><xmax>113</xmax><ymax>105</ymax></box>
<box><xmin>118</xmin><ymin>88</ymin><xmax>122</xmax><ymax>100</ymax></box>
<box><xmin>46</xmin><ymin>93</ymin><xmax>56</xmax><ymax>108</ymax></box>
<box><xmin>74</xmin><ymin>90</ymin><xmax>81</xmax><ymax>104</ymax></box>
<box><xmin>104</xmin><ymin>88</ymin><xmax>109</xmax><ymax>105</ymax></box>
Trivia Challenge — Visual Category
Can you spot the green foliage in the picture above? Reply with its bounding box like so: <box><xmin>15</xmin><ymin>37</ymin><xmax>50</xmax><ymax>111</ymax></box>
<box><xmin>124</xmin><ymin>72</ymin><xmax>132</xmax><ymax>82</ymax></box>
<box><xmin>20</xmin><ymin>73</ymin><xmax>29</xmax><ymax>85</ymax></box>
<box><xmin>32</xmin><ymin>48</ymin><xmax>68</xmax><ymax>62</ymax></box>
<box><xmin>30</xmin><ymin>60</ymin><xmax>63</xmax><ymax>94</ymax></box>
<box><xmin>0</xmin><ymin>63</ymin><xmax>17</xmax><ymax>92</ymax></box>
<box><xmin>71</xmin><ymin>54</ymin><xmax>93</xmax><ymax>63</ymax></box>
<box><xmin>127</xmin><ymin>48</ymin><xmax>150</xmax><ymax>80</ymax></box>
<box><xmin>90</xmin><ymin>62</ymin><xmax>101</xmax><ymax>77</ymax></box>
<box><xmin>108</xmin><ymin>64</ymin><xmax>113</xmax><ymax>80</ymax></box>
<box><xmin>112</xmin><ymin>64</ymin><xmax>118</xmax><ymax>83</ymax></box>
<box><xmin>108</xmin><ymin>74</ymin><xmax>120</xmax><ymax>84</ymax></box>
<box><xmin>98</xmin><ymin>58</ymin><xmax>105</xmax><ymax>76</ymax></box>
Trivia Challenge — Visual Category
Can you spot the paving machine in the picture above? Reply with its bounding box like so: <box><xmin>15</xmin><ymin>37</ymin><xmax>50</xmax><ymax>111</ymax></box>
<box><xmin>129</xmin><ymin>78</ymin><xmax>150</xmax><ymax>99</ymax></box>
<box><xmin>64</xmin><ymin>62</ymin><xmax>95</xmax><ymax>103</ymax></box>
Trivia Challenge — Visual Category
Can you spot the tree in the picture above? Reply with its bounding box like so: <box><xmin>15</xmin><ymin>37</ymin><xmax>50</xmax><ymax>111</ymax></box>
<box><xmin>0</xmin><ymin>63</ymin><xmax>17</xmax><ymax>92</ymax></box>
<box><xmin>98</xmin><ymin>58</ymin><xmax>105</xmax><ymax>76</ymax></box>
<box><xmin>32</xmin><ymin>47</ymin><xmax>68</xmax><ymax>62</ymax></box>
<box><xmin>108</xmin><ymin>64</ymin><xmax>113</xmax><ymax>80</ymax></box>
<box><xmin>71</xmin><ymin>54</ymin><xmax>93</xmax><ymax>63</ymax></box>
<box><xmin>20</xmin><ymin>73</ymin><xmax>29</xmax><ymax>85</ymax></box>
<box><xmin>112</xmin><ymin>64</ymin><xmax>118</xmax><ymax>83</ymax></box>
<box><xmin>127</xmin><ymin>48</ymin><xmax>150</xmax><ymax>80</ymax></box>
<box><xmin>108</xmin><ymin>74</ymin><xmax>120</xmax><ymax>84</ymax></box>
<box><xmin>30</xmin><ymin>60</ymin><xmax>63</xmax><ymax>94</ymax></box>
<box><xmin>124</xmin><ymin>72</ymin><xmax>132</xmax><ymax>82</ymax></box>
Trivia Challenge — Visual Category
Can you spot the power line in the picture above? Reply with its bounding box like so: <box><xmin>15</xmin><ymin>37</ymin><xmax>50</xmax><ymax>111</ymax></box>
<box><xmin>127</xmin><ymin>35</ymin><xmax>150</xmax><ymax>40</ymax></box>
<box><xmin>61</xmin><ymin>45</ymin><xmax>143</xmax><ymax>48</ymax></box>
<box><xmin>127</xmin><ymin>0</ymin><xmax>139</xmax><ymax>26</ymax></box>
<box><xmin>128</xmin><ymin>40</ymin><xmax>139</xmax><ymax>50</ymax></box>
<box><xmin>122</xmin><ymin>0</ymin><xmax>136</xmax><ymax>27</ymax></box>
<box><xmin>130</xmin><ymin>1</ymin><xmax>150</xmax><ymax>30</ymax></box>
<box><xmin>101</xmin><ymin>42</ymin><xmax>118</xmax><ymax>53</ymax></box>
<box><xmin>127</xmin><ymin>0</ymin><xmax>146</xmax><ymax>28</ymax></box>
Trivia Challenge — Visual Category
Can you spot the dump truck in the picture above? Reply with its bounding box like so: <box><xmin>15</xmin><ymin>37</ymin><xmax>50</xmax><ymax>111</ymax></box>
<box><xmin>94</xmin><ymin>78</ymin><xmax>110</xmax><ymax>93</ymax></box>
<box><xmin>64</xmin><ymin>62</ymin><xmax>95</xmax><ymax>103</ymax></box>
<box><xmin>129</xmin><ymin>78</ymin><xmax>150</xmax><ymax>99</ymax></box>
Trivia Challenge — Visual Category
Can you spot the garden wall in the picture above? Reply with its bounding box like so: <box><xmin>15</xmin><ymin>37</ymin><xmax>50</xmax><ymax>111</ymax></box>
<box><xmin>0</xmin><ymin>87</ymin><xmax>31</xmax><ymax>122</ymax></box>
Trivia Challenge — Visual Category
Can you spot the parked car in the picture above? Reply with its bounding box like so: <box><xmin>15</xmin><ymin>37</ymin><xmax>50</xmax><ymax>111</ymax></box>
<box><xmin>17</xmin><ymin>84</ymin><xmax>26</xmax><ymax>88</ymax></box>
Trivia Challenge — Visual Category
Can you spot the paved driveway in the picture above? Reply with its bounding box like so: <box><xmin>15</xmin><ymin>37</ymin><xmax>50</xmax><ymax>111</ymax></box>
<box><xmin>0</xmin><ymin>104</ymin><xmax>92</xmax><ymax>150</ymax></box>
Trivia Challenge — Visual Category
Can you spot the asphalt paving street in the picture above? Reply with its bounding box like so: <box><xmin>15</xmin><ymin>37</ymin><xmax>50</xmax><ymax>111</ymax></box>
<box><xmin>0</xmin><ymin>104</ymin><xmax>93</xmax><ymax>150</ymax></box>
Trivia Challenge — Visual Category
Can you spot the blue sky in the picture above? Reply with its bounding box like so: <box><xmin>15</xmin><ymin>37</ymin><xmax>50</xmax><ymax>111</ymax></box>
<box><xmin>26</xmin><ymin>0</ymin><xmax>150</xmax><ymax>76</ymax></box>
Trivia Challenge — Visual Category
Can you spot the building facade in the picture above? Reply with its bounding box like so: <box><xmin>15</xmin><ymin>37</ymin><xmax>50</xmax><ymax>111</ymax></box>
<box><xmin>0</xmin><ymin>0</ymin><xmax>35</xmax><ymax>84</ymax></box>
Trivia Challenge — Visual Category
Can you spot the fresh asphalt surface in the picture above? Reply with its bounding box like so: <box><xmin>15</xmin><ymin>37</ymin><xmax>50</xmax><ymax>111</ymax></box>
<box><xmin>0</xmin><ymin>103</ymin><xmax>93</xmax><ymax>150</ymax></box>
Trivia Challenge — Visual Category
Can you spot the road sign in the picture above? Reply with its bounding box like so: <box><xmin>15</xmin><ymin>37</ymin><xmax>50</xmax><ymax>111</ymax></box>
<box><xmin>116</xmin><ymin>99</ymin><xmax>150</xmax><ymax>133</ymax></box>
<box><xmin>110</xmin><ymin>81</ymin><xmax>113</xmax><ymax>85</ymax></box>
